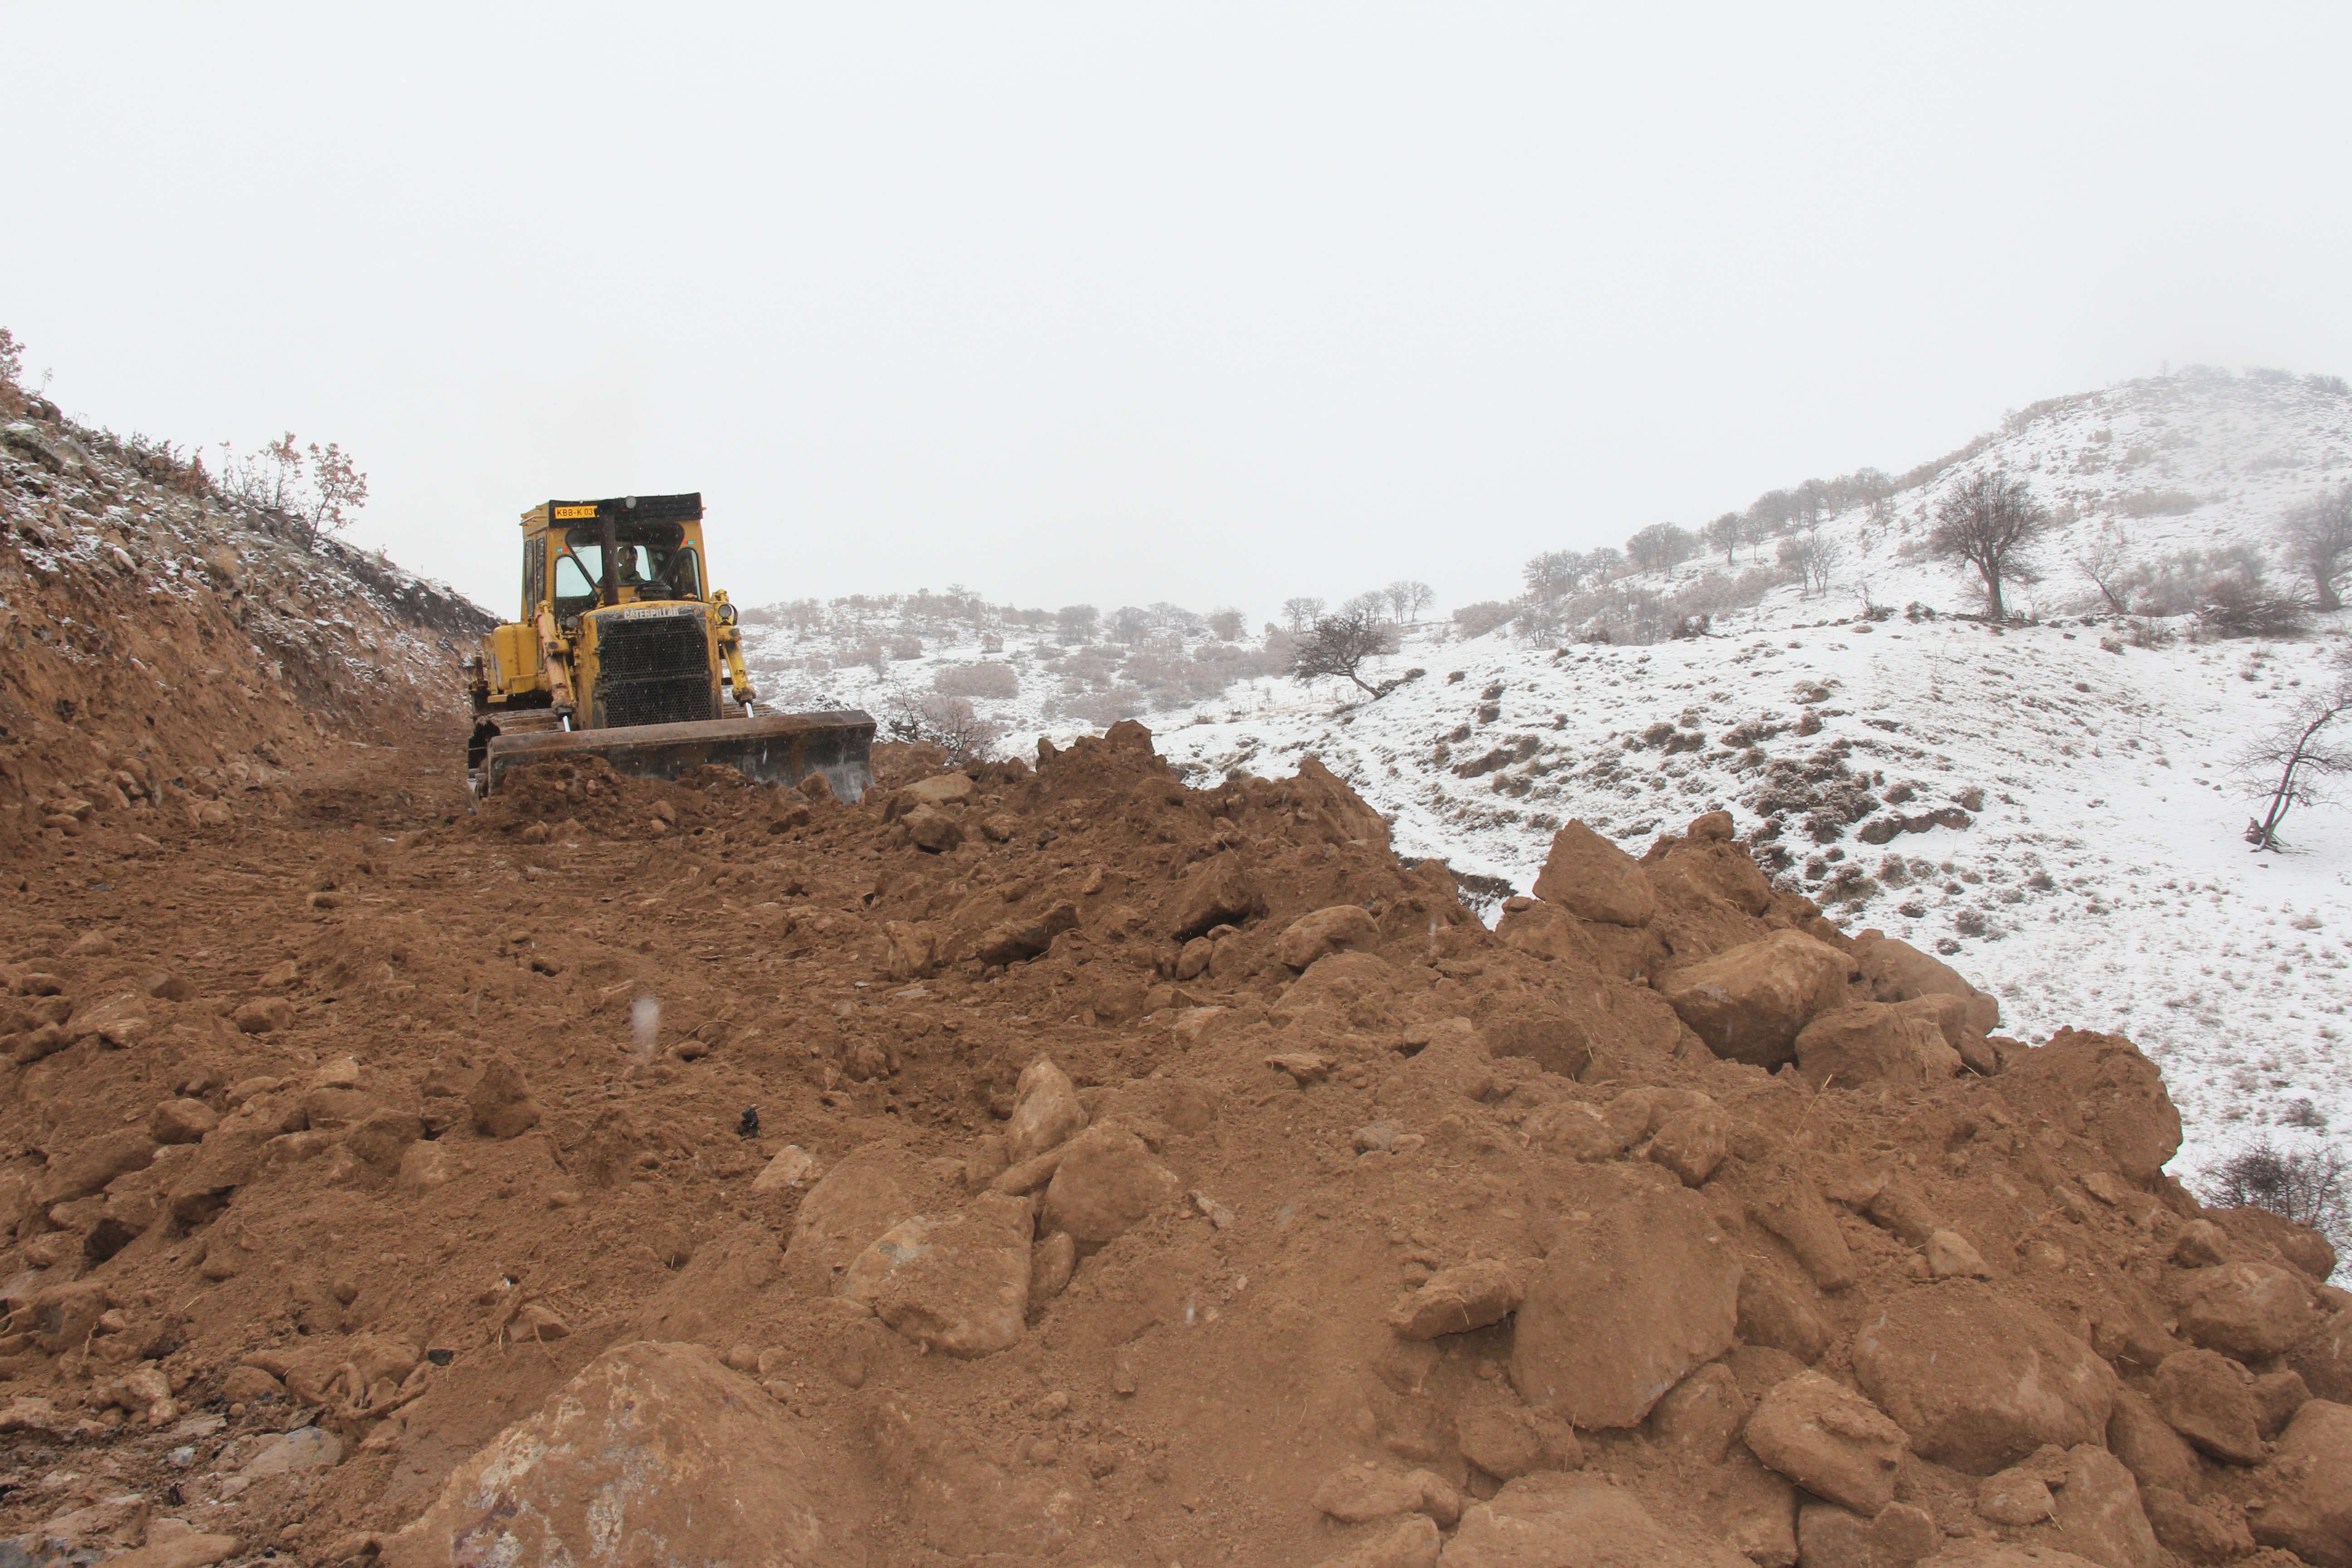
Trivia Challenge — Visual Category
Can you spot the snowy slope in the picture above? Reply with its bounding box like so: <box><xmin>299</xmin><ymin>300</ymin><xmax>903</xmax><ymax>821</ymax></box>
<box><xmin>737</xmin><ymin>367</ymin><xmax>2352</xmax><ymax>1183</ymax></box>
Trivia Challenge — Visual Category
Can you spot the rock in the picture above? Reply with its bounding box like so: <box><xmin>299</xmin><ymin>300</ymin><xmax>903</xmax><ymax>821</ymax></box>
<box><xmin>468</xmin><ymin>1053</ymin><xmax>542</xmax><ymax>1139</ymax></box>
<box><xmin>1925</xmin><ymin>1230</ymin><xmax>1991</xmax><ymax>1279</ymax></box>
<box><xmin>379</xmin><ymin>1341</ymin><xmax>867</xmax><ymax>1568</ymax></box>
<box><xmin>1852</xmin><ymin>1283</ymin><xmax>2117</xmax><ymax>1474</ymax></box>
<box><xmin>2253</xmin><ymin>1368</ymin><xmax>2312</xmax><ymax>1436</ymax></box>
<box><xmin>783</xmin><ymin>1141</ymin><xmax>925</xmax><ymax>1294</ymax></box>
<box><xmin>2249</xmin><ymin>1398</ymin><xmax>2352</xmax><ymax>1567</ymax></box>
<box><xmin>751</xmin><ymin>1144</ymin><xmax>818</xmax><ymax>1193</ymax></box>
<box><xmin>397</xmin><ymin>1141</ymin><xmax>451</xmax><ymax>1193</ymax></box>
<box><xmin>243</xmin><ymin>1426</ymin><xmax>343</xmax><ymax>1475</ymax></box>
<box><xmin>1849</xmin><ymin>930</ymin><xmax>1999</xmax><ymax>1035</ymax></box>
<box><xmin>1519</xmin><ymin>1101</ymin><xmax>1623</xmax><ymax>1161</ymax></box>
<box><xmin>2150</xmin><ymin>1348</ymin><xmax>2264</xmax><ymax>1464</ymax></box>
<box><xmin>1028</xmin><ymin>1230</ymin><xmax>1076</xmax><ymax>1310</ymax></box>
<box><xmin>1976</xmin><ymin>1466</ymin><xmax>2054</xmax><ymax>1526</ymax></box>
<box><xmin>1312</xmin><ymin>1464</ymin><xmax>1460</xmax><ymax>1525</ymax></box>
<box><xmin>1794</xmin><ymin>1000</ymin><xmax>1962</xmax><ymax>1090</ymax></box>
<box><xmin>2172</xmin><ymin>1260</ymin><xmax>2318</xmax><ymax>1359</ymax></box>
<box><xmin>1386</xmin><ymin>1258</ymin><xmax>1531</xmax><ymax>1339</ymax></box>
<box><xmin>973</xmin><ymin>902</ymin><xmax>1079</xmax><ymax>966</ymax></box>
<box><xmin>902</xmin><ymin>804</ymin><xmax>963</xmax><ymax>852</ymax></box>
<box><xmin>902</xmin><ymin>773</ymin><xmax>977</xmax><ymax>806</ymax></box>
<box><xmin>2048</xmin><ymin>1445</ymin><xmax>2159</xmax><ymax>1568</ymax></box>
<box><xmin>2140</xmin><ymin>1488</ymin><xmax>2254</xmax><ymax>1564</ymax></box>
<box><xmin>1004</xmin><ymin>1056</ymin><xmax>1088</xmax><ymax>1163</ymax></box>
<box><xmin>1751</xmin><ymin>1181</ymin><xmax>1860</xmax><ymax>1292</ymax></box>
<box><xmin>2105</xmin><ymin>1387</ymin><xmax>2199</xmax><ymax>1496</ymax></box>
<box><xmin>1795</xmin><ymin>1500</ymin><xmax>1941</xmax><ymax>1568</ymax></box>
<box><xmin>1914</xmin><ymin>1548</ymin><xmax>2106</xmax><ymax>1568</ymax></box>
<box><xmin>344</xmin><ymin>1109</ymin><xmax>425</xmax><ymax>1168</ymax></box>
<box><xmin>2170</xmin><ymin>1218</ymin><xmax>2231</xmax><ymax>1267</ymax></box>
<box><xmin>1659</xmin><ymin>930</ymin><xmax>1851</xmax><ymax>1068</ymax></box>
<box><xmin>1689</xmin><ymin>810</ymin><xmax>1735</xmax><ymax>841</ymax></box>
<box><xmin>1646</xmin><ymin>1107</ymin><xmax>1729</xmax><ymax>1186</ymax></box>
<box><xmin>37</xmin><ymin>1130</ymin><xmax>156</xmax><ymax>1205</ymax></box>
<box><xmin>1995</xmin><ymin>1029</ymin><xmax>2179</xmax><ymax>1183</ymax></box>
<box><xmin>1458</xmin><ymin>1400</ymin><xmax>1581</xmax><ymax>1480</ymax></box>
<box><xmin>1511</xmin><ymin>1177</ymin><xmax>1740</xmax><ymax>1429</ymax></box>
<box><xmin>232</xmin><ymin>996</ymin><xmax>292</xmax><ymax>1034</ymax></box>
<box><xmin>1530</xmin><ymin>821</ymin><xmax>1659</xmax><ymax>928</ymax></box>
<box><xmin>1650</xmin><ymin>1362</ymin><xmax>1751</xmax><ymax>1465</ymax></box>
<box><xmin>882</xmin><ymin>921</ymin><xmax>937</xmax><ymax>981</ymax></box>
<box><xmin>840</xmin><ymin>1192</ymin><xmax>1034</xmax><ymax>1357</ymax></box>
<box><xmin>68</xmin><ymin>991</ymin><xmax>150</xmax><ymax>1047</ymax></box>
<box><xmin>94</xmin><ymin>1537</ymin><xmax>241</xmax><ymax>1568</ymax></box>
<box><xmin>1041</xmin><ymin>1126</ymin><xmax>1181</xmax><ymax>1245</ymax></box>
<box><xmin>1439</xmin><ymin>1472</ymin><xmax>1750</xmax><ymax>1568</ymax></box>
<box><xmin>2291</xmin><ymin>1308</ymin><xmax>2352</xmax><ymax>1403</ymax></box>
<box><xmin>1743</xmin><ymin>1370</ymin><xmax>1909</xmax><ymax>1515</ymax></box>
<box><xmin>1277</xmin><ymin>905</ymin><xmax>1382</xmax><ymax>969</ymax></box>
<box><xmin>2208</xmin><ymin>1202</ymin><xmax>2339</xmax><ymax>1282</ymax></box>
<box><xmin>1737</xmin><ymin>1269</ymin><xmax>1833</xmax><ymax>1364</ymax></box>
<box><xmin>1314</xmin><ymin>1516</ymin><xmax>1442</xmax><ymax>1568</ymax></box>
<box><xmin>222</xmin><ymin>1364</ymin><xmax>283</xmax><ymax>1401</ymax></box>
<box><xmin>1169</xmin><ymin>853</ymin><xmax>1263</xmax><ymax>940</ymax></box>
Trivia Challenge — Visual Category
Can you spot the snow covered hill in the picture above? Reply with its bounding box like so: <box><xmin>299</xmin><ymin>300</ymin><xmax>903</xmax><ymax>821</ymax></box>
<box><xmin>740</xmin><ymin>365</ymin><xmax>2352</xmax><ymax>1181</ymax></box>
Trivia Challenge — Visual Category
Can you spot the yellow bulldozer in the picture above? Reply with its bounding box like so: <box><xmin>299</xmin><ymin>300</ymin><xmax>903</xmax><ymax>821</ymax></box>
<box><xmin>465</xmin><ymin>493</ymin><xmax>873</xmax><ymax>799</ymax></box>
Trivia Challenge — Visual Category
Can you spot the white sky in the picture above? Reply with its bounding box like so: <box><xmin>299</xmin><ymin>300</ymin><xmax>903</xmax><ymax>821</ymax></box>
<box><xmin>5</xmin><ymin>4</ymin><xmax>2349</xmax><ymax>623</ymax></box>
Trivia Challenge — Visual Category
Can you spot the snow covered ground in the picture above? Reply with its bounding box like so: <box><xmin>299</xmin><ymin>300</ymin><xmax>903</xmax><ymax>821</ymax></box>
<box><xmin>739</xmin><ymin>366</ymin><xmax>2352</xmax><ymax>1185</ymax></box>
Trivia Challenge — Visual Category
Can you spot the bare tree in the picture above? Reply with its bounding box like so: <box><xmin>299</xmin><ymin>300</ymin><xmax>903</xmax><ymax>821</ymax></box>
<box><xmin>1206</xmin><ymin>606</ymin><xmax>1246</xmax><ymax>640</ymax></box>
<box><xmin>1386</xmin><ymin>579</ymin><xmax>1436</xmax><ymax>622</ymax></box>
<box><xmin>1522</xmin><ymin>551</ymin><xmax>1582</xmax><ymax>604</ymax></box>
<box><xmin>1704</xmin><ymin>512</ymin><xmax>1743</xmax><ymax>564</ymax></box>
<box><xmin>2236</xmin><ymin>679</ymin><xmax>2352</xmax><ymax>852</ymax></box>
<box><xmin>1626</xmin><ymin>522</ymin><xmax>1696</xmax><ymax>574</ymax></box>
<box><xmin>1929</xmin><ymin>469</ymin><xmax>2052</xmax><ymax>619</ymax></box>
<box><xmin>1290</xmin><ymin>608</ymin><xmax>1400</xmax><ymax>695</ymax></box>
<box><xmin>2073</xmin><ymin>521</ymin><xmax>2135</xmax><ymax>613</ymax></box>
<box><xmin>1339</xmin><ymin>590</ymin><xmax>1388</xmax><ymax>621</ymax></box>
<box><xmin>1777</xmin><ymin>526</ymin><xmax>1840</xmax><ymax>596</ymax></box>
<box><xmin>2279</xmin><ymin>483</ymin><xmax>2352</xmax><ymax>612</ymax></box>
<box><xmin>1280</xmin><ymin>596</ymin><xmax>1326</xmax><ymax>634</ymax></box>
<box><xmin>1056</xmin><ymin>604</ymin><xmax>1098</xmax><ymax>643</ymax></box>
<box><xmin>882</xmin><ymin>689</ymin><xmax>1004</xmax><ymax>762</ymax></box>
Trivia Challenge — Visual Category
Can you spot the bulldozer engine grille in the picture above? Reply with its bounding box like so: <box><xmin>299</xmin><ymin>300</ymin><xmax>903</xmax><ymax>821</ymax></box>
<box><xmin>596</xmin><ymin>613</ymin><xmax>716</xmax><ymax>728</ymax></box>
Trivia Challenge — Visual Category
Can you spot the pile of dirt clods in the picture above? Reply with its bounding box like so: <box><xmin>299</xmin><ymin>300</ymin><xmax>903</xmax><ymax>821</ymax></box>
<box><xmin>1</xmin><ymin>719</ymin><xmax>2347</xmax><ymax>1568</ymax></box>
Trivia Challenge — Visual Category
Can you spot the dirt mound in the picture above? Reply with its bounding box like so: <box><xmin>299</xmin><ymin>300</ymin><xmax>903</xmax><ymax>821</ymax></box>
<box><xmin>0</xmin><ymin>687</ymin><xmax>2346</xmax><ymax>1566</ymax></box>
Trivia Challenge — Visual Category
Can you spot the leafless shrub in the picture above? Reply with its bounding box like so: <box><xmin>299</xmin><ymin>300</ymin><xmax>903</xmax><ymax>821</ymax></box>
<box><xmin>1452</xmin><ymin>600</ymin><xmax>1516</xmax><ymax>639</ymax></box>
<box><xmin>2119</xmin><ymin>488</ymin><xmax>2201</xmax><ymax>518</ymax></box>
<box><xmin>1044</xmin><ymin>687</ymin><xmax>1149</xmax><ymax>728</ymax></box>
<box><xmin>932</xmin><ymin>662</ymin><xmax>1020</xmax><ymax>700</ymax></box>
<box><xmin>2200</xmin><ymin>1137</ymin><xmax>2351</xmax><ymax>1253</ymax></box>
<box><xmin>883</xmin><ymin>690</ymin><xmax>1003</xmax><ymax>762</ymax></box>
<box><xmin>2073</xmin><ymin>521</ymin><xmax>2134</xmax><ymax>613</ymax></box>
<box><xmin>2280</xmin><ymin>482</ymin><xmax>2352</xmax><ymax>612</ymax></box>
<box><xmin>2198</xmin><ymin>577</ymin><xmax>2313</xmax><ymax>639</ymax></box>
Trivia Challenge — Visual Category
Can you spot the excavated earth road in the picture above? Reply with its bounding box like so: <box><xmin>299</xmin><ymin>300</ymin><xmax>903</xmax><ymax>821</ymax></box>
<box><xmin>0</xmin><ymin>713</ymin><xmax>2348</xmax><ymax>1568</ymax></box>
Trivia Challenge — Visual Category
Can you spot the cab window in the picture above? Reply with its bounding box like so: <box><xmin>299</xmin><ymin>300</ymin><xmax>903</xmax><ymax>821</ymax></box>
<box><xmin>671</xmin><ymin>548</ymin><xmax>703</xmax><ymax>599</ymax></box>
<box><xmin>553</xmin><ymin>552</ymin><xmax>598</xmax><ymax>617</ymax></box>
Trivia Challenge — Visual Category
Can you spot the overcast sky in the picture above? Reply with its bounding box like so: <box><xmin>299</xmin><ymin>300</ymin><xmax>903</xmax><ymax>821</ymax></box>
<box><xmin>6</xmin><ymin>5</ymin><xmax>2349</xmax><ymax>622</ymax></box>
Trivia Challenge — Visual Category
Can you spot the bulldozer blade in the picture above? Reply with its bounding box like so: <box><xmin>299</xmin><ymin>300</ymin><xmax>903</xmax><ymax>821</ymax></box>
<box><xmin>484</xmin><ymin>709</ymin><xmax>876</xmax><ymax>801</ymax></box>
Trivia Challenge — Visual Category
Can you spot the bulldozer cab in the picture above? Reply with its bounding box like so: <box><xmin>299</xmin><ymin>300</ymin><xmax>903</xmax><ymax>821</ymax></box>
<box><xmin>527</xmin><ymin>494</ymin><xmax>709</xmax><ymax>622</ymax></box>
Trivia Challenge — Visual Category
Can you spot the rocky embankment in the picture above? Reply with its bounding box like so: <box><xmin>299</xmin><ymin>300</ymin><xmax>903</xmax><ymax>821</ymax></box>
<box><xmin>0</xmin><ymin>705</ymin><xmax>2344</xmax><ymax>1568</ymax></box>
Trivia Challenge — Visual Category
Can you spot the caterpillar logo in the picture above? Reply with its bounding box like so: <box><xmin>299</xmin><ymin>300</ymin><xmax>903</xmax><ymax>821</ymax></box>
<box><xmin>553</xmin><ymin>504</ymin><xmax>599</xmax><ymax>520</ymax></box>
